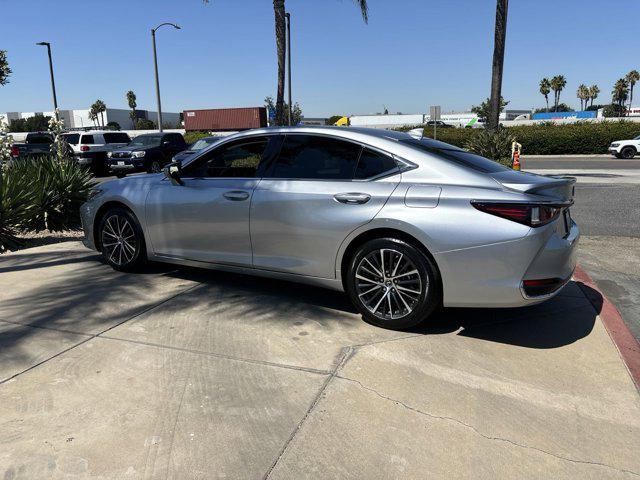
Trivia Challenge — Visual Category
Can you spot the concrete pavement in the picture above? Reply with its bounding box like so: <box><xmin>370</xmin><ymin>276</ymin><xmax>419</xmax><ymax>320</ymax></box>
<box><xmin>1</xmin><ymin>242</ymin><xmax>639</xmax><ymax>479</ymax></box>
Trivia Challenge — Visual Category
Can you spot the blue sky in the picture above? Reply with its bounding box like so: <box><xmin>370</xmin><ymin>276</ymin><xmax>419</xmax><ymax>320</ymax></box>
<box><xmin>1</xmin><ymin>0</ymin><xmax>638</xmax><ymax>117</ymax></box>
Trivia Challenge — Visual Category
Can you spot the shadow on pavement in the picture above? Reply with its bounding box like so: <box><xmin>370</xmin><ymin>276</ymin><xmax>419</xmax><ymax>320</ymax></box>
<box><xmin>0</xmin><ymin>253</ymin><xmax>600</xmax><ymax>374</ymax></box>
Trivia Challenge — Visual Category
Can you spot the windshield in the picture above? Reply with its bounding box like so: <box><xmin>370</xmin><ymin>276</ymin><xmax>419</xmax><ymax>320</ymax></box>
<box><xmin>129</xmin><ymin>135</ymin><xmax>162</xmax><ymax>147</ymax></box>
<box><xmin>190</xmin><ymin>138</ymin><xmax>218</xmax><ymax>151</ymax></box>
<box><xmin>634</xmin><ymin>135</ymin><xmax>640</xmax><ymax>140</ymax></box>
<box><xmin>399</xmin><ymin>138</ymin><xmax>509</xmax><ymax>173</ymax></box>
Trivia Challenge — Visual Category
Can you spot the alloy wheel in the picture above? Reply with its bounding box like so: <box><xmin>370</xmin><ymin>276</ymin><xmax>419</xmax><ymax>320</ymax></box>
<box><xmin>101</xmin><ymin>214</ymin><xmax>138</xmax><ymax>267</ymax></box>
<box><xmin>354</xmin><ymin>248</ymin><xmax>426</xmax><ymax>320</ymax></box>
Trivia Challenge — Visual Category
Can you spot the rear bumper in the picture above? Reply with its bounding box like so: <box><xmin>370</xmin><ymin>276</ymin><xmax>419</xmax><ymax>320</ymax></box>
<box><xmin>436</xmin><ymin>218</ymin><xmax>579</xmax><ymax>308</ymax></box>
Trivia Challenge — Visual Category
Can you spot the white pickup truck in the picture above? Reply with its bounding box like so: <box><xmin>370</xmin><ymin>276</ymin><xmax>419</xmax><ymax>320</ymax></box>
<box><xmin>609</xmin><ymin>135</ymin><xmax>640</xmax><ymax>159</ymax></box>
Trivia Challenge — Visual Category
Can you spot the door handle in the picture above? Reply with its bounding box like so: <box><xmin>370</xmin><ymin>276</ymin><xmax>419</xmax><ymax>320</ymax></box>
<box><xmin>334</xmin><ymin>192</ymin><xmax>371</xmax><ymax>205</ymax></box>
<box><xmin>223</xmin><ymin>190</ymin><xmax>250</xmax><ymax>201</ymax></box>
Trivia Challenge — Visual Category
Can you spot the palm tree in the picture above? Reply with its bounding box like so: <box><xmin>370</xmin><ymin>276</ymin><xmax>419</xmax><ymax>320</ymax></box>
<box><xmin>272</xmin><ymin>0</ymin><xmax>369</xmax><ymax>125</ymax></box>
<box><xmin>588</xmin><ymin>84</ymin><xmax>599</xmax><ymax>107</ymax></box>
<box><xmin>539</xmin><ymin>78</ymin><xmax>551</xmax><ymax>112</ymax></box>
<box><xmin>92</xmin><ymin>99</ymin><xmax>106</xmax><ymax>127</ymax></box>
<box><xmin>612</xmin><ymin>78</ymin><xmax>629</xmax><ymax>116</ymax></box>
<box><xmin>126</xmin><ymin>90</ymin><xmax>137</xmax><ymax>127</ymax></box>
<box><xmin>550</xmin><ymin>75</ymin><xmax>567</xmax><ymax>111</ymax></box>
<box><xmin>576</xmin><ymin>84</ymin><xmax>589</xmax><ymax>110</ymax></box>
<box><xmin>88</xmin><ymin>104</ymin><xmax>99</xmax><ymax>127</ymax></box>
<box><xmin>487</xmin><ymin>0</ymin><xmax>508</xmax><ymax>130</ymax></box>
<box><xmin>626</xmin><ymin>70</ymin><xmax>639</xmax><ymax>114</ymax></box>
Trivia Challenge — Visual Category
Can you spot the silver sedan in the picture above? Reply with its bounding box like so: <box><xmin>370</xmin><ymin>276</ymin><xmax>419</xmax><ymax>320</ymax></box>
<box><xmin>80</xmin><ymin>126</ymin><xmax>579</xmax><ymax>329</ymax></box>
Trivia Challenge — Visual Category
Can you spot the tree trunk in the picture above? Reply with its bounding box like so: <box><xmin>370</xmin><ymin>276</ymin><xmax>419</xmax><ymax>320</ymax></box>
<box><xmin>487</xmin><ymin>0</ymin><xmax>508</xmax><ymax>131</ymax></box>
<box><xmin>545</xmin><ymin>96</ymin><xmax>549</xmax><ymax>112</ymax></box>
<box><xmin>629</xmin><ymin>85</ymin><xmax>634</xmax><ymax>116</ymax></box>
<box><xmin>273</xmin><ymin>0</ymin><xmax>287</xmax><ymax>126</ymax></box>
<box><xmin>100</xmin><ymin>111</ymin><xmax>105</xmax><ymax>127</ymax></box>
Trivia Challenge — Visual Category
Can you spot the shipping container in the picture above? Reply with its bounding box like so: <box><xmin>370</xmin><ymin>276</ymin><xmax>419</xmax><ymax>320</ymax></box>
<box><xmin>183</xmin><ymin>107</ymin><xmax>267</xmax><ymax>131</ymax></box>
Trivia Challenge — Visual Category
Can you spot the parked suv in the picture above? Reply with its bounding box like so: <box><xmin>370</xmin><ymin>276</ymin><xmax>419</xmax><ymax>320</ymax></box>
<box><xmin>62</xmin><ymin>131</ymin><xmax>131</xmax><ymax>175</ymax></box>
<box><xmin>108</xmin><ymin>132</ymin><xmax>187</xmax><ymax>175</ymax></box>
<box><xmin>609</xmin><ymin>135</ymin><xmax>640</xmax><ymax>159</ymax></box>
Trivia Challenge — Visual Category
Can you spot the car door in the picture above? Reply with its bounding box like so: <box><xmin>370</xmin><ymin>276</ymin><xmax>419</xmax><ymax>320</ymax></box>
<box><xmin>251</xmin><ymin>134</ymin><xmax>401</xmax><ymax>278</ymax></box>
<box><xmin>145</xmin><ymin>135</ymin><xmax>275</xmax><ymax>266</ymax></box>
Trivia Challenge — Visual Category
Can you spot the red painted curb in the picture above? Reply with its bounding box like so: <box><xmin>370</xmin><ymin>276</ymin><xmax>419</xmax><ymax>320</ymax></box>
<box><xmin>573</xmin><ymin>265</ymin><xmax>640</xmax><ymax>392</ymax></box>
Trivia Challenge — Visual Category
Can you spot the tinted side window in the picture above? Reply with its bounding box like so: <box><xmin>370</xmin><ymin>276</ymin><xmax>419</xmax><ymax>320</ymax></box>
<box><xmin>271</xmin><ymin>135</ymin><xmax>361</xmax><ymax>180</ymax></box>
<box><xmin>103</xmin><ymin>133</ymin><xmax>131</xmax><ymax>144</ymax></box>
<box><xmin>354</xmin><ymin>149</ymin><xmax>398</xmax><ymax>179</ymax></box>
<box><xmin>184</xmin><ymin>137</ymin><xmax>269</xmax><ymax>178</ymax></box>
<box><xmin>81</xmin><ymin>135</ymin><xmax>95</xmax><ymax>144</ymax></box>
<box><xmin>172</xmin><ymin>134</ymin><xmax>186</xmax><ymax>146</ymax></box>
<box><xmin>62</xmin><ymin>133</ymin><xmax>80</xmax><ymax>145</ymax></box>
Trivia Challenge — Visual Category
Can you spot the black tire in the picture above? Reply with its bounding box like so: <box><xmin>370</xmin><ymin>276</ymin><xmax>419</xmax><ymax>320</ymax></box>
<box><xmin>614</xmin><ymin>153</ymin><xmax>623</xmax><ymax>159</ymax></box>
<box><xmin>98</xmin><ymin>207</ymin><xmax>147</xmax><ymax>272</ymax></box>
<box><xmin>620</xmin><ymin>147</ymin><xmax>636</xmax><ymax>159</ymax></box>
<box><xmin>148</xmin><ymin>157</ymin><xmax>162</xmax><ymax>173</ymax></box>
<box><xmin>345</xmin><ymin>238</ymin><xmax>440</xmax><ymax>330</ymax></box>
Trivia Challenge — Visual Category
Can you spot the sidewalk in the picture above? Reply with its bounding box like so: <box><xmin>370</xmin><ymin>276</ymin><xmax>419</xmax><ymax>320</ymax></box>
<box><xmin>1</xmin><ymin>242</ymin><xmax>639</xmax><ymax>479</ymax></box>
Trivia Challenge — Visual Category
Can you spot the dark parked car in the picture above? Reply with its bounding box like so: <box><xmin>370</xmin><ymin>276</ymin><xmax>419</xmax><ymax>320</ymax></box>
<box><xmin>107</xmin><ymin>133</ymin><xmax>187</xmax><ymax>175</ymax></box>
<box><xmin>9</xmin><ymin>132</ymin><xmax>56</xmax><ymax>159</ymax></box>
<box><xmin>172</xmin><ymin>136</ymin><xmax>222</xmax><ymax>162</ymax></box>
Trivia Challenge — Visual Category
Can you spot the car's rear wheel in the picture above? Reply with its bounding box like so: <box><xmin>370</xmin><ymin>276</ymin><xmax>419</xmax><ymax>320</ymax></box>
<box><xmin>621</xmin><ymin>147</ymin><xmax>636</xmax><ymax>159</ymax></box>
<box><xmin>346</xmin><ymin>238</ymin><xmax>440</xmax><ymax>330</ymax></box>
<box><xmin>98</xmin><ymin>207</ymin><xmax>147</xmax><ymax>272</ymax></box>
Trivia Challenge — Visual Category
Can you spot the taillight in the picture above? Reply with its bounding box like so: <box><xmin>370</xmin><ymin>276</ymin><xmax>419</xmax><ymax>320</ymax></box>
<box><xmin>10</xmin><ymin>145</ymin><xmax>20</xmax><ymax>157</ymax></box>
<box><xmin>472</xmin><ymin>202</ymin><xmax>561</xmax><ymax>227</ymax></box>
<box><xmin>80</xmin><ymin>145</ymin><xmax>90</xmax><ymax>151</ymax></box>
<box><xmin>522</xmin><ymin>277</ymin><xmax>565</xmax><ymax>297</ymax></box>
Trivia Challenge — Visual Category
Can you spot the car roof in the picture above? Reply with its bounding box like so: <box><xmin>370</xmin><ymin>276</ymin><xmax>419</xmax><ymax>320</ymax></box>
<box><xmin>225</xmin><ymin>125</ymin><xmax>459</xmax><ymax>151</ymax></box>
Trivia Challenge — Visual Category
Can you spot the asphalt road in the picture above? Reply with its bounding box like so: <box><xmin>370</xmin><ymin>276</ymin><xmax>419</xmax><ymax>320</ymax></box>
<box><xmin>523</xmin><ymin>155</ymin><xmax>640</xmax><ymax>170</ymax></box>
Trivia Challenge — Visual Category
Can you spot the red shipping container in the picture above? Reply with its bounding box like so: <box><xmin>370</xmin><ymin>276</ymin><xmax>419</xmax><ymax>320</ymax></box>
<box><xmin>183</xmin><ymin>107</ymin><xmax>267</xmax><ymax>131</ymax></box>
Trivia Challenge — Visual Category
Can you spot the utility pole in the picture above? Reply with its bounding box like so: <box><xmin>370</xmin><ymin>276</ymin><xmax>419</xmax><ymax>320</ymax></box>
<box><xmin>36</xmin><ymin>42</ymin><xmax>59</xmax><ymax>120</ymax></box>
<box><xmin>151</xmin><ymin>22</ymin><xmax>181</xmax><ymax>132</ymax></box>
<box><xmin>285</xmin><ymin>12</ymin><xmax>293</xmax><ymax>126</ymax></box>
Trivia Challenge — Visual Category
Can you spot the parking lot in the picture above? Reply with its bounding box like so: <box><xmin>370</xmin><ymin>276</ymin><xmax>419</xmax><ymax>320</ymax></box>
<box><xmin>1</xmin><ymin>241</ymin><xmax>639</xmax><ymax>479</ymax></box>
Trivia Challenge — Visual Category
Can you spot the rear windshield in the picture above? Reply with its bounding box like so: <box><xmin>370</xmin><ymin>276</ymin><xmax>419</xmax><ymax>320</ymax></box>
<box><xmin>26</xmin><ymin>134</ymin><xmax>53</xmax><ymax>144</ymax></box>
<box><xmin>62</xmin><ymin>133</ymin><xmax>80</xmax><ymax>145</ymax></box>
<box><xmin>399</xmin><ymin>138</ymin><xmax>509</xmax><ymax>173</ymax></box>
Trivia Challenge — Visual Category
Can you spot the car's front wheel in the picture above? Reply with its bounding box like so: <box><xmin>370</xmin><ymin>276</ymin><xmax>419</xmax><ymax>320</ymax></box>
<box><xmin>148</xmin><ymin>158</ymin><xmax>162</xmax><ymax>173</ymax></box>
<box><xmin>98</xmin><ymin>207</ymin><xmax>147</xmax><ymax>272</ymax></box>
<box><xmin>346</xmin><ymin>238</ymin><xmax>440</xmax><ymax>330</ymax></box>
<box><xmin>620</xmin><ymin>146</ymin><xmax>636</xmax><ymax>159</ymax></box>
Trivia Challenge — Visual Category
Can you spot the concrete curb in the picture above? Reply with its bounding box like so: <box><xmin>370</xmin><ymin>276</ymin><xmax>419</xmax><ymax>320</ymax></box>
<box><xmin>574</xmin><ymin>265</ymin><xmax>640</xmax><ymax>392</ymax></box>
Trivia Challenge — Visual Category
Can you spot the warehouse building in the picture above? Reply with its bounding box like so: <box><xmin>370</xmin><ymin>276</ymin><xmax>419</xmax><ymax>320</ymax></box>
<box><xmin>0</xmin><ymin>108</ymin><xmax>180</xmax><ymax>130</ymax></box>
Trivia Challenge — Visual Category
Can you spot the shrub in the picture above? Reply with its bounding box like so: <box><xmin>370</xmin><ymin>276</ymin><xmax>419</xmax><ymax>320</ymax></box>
<box><xmin>414</xmin><ymin>121</ymin><xmax>640</xmax><ymax>155</ymax></box>
<box><xmin>184</xmin><ymin>131</ymin><xmax>213</xmax><ymax>145</ymax></box>
<box><xmin>8</xmin><ymin>155</ymin><xmax>95</xmax><ymax>233</ymax></box>
<box><xmin>465</xmin><ymin>128</ymin><xmax>514</xmax><ymax>166</ymax></box>
<box><xmin>0</xmin><ymin>167</ymin><xmax>33</xmax><ymax>252</ymax></box>
<box><xmin>106</xmin><ymin>121</ymin><xmax>121</xmax><ymax>130</ymax></box>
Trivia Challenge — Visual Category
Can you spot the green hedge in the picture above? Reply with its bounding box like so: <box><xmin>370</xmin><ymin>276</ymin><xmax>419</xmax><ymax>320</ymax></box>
<box><xmin>409</xmin><ymin>121</ymin><xmax>640</xmax><ymax>155</ymax></box>
<box><xmin>184</xmin><ymin>131</ymin><xmax>215</xmax><ymax>145</ymax></box>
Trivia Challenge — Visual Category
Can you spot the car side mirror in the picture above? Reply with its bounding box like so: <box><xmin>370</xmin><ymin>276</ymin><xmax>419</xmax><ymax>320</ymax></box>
<box><xmin>163</xmin><ymin>161</ymin><xmax>184</xmax><ymax>186</ymax></box>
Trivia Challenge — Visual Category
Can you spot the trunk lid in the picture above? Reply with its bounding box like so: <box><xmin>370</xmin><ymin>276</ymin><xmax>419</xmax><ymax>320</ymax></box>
<box><xmin>491</xmin><ymin>170</ymin><xmax>575</xmax><ymax>203</ymax></box>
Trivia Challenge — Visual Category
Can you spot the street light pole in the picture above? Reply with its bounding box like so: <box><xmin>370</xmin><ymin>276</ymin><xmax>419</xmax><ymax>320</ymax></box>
<box><xmin>151</xmin><ymin>22</ymin><xmax>181</xmax><ymax>132</ymax></box>
<box><xmin>36</xmin><ymin>42</ymin><xmax>59</xmax><ymax>120</ymax></box>
<box><xmin>285</xmin><ymin>12</ymin><xmax>292</xmax><ymax>126</ymax></box>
